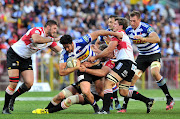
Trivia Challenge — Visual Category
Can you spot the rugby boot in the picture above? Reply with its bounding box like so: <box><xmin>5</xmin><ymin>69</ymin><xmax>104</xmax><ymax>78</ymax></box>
<box><xmin>166</xmin><ymin>98</ymin><xmax>175</xmax><ymax>110</ymax></box>
<box><xmin>32</xmin><ymin>109</ymin><xmax>49</xmax><ymax>114</ymax></box>
<box><xmin>117</xmin><ymin>107</ymin><xmax>127</xmax><ymax>113</ymax></box>
<box><xmin>97</xmin><ymin>110</ymin><xmax>110</xmax><ymax>114</ymax></box>
<box><xmin>9</xmin><ymin>98</ymin><xmax>15</xmax><ymax>111</ymax></box>
<box><xmin>115</xmin><ymin>102</ymin><xmax>121</xmax><ymax>110</ymax></box>
<box><xmin>146</xmin><ymin>98</ymin><xmax>155</xmax><ymax>113</ymax></box>
<box><xmin>2</xmin><ymin>107</ymin><xmax>11</xmax><ymax>114</ymax></box>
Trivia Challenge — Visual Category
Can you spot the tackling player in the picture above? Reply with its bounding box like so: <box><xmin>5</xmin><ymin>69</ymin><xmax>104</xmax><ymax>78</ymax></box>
<box><xmin>95</xmin><ymin>15</ymin><xmax>121</xmax><ymax>110</ymax></box>
<box><xmin>88</xmin><ymin>17</ymin><xmax>154</xmax><ymax>114</ymax></box>
<box><xmin>2</xmin><ymin>20</ymin><xmax>63</xmax><ymax>114</ymax></box>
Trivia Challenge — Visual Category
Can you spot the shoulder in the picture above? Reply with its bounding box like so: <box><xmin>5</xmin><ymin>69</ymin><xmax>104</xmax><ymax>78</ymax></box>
<box><xmin>141</xmin><ymin>22</ymin><xmax>151</xmax><ymax>29</ymax></box>
<box><xmin>125</xmin><ymin>26</ymin><xmax>132</xmax><ymax>33</ymax></box>
<box><xmin>30</xmin><ymin>27</ymin><xmax>44</xmax><ymax>35</ymax></box>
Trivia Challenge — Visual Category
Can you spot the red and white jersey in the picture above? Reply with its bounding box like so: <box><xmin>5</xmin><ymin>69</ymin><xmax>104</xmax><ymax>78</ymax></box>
<box><xmin>111</xmin><ymin>30</ymin><xmax>135</xmax><ymax>63</ymax></box>
<box><xmin>11</xmin><ymin>27</ymin><xmax>57</xmax><ymax>59</ymax></box>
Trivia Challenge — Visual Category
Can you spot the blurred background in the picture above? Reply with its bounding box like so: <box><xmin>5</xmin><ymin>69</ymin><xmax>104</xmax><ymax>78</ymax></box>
<box><xmin>0</xmin><ymin>0</ymin><xmax>179</xmax><ymax>91</ymax></box>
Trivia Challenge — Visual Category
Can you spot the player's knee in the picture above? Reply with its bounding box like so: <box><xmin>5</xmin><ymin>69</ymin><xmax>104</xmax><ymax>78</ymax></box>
<box><xmin>119</xmin><ymin>89</ymin><xmax>128</xmax><ymax>97</ymax></box>
<box><xmin>64</xmin><ymin>95</ymin><xmax>79</xmax><ymax>106</ymax></box>
<box><xmin>119</xmin><ymin>83</ymin><xmax>129</xmax><ymax>97</ymax></box>
<box><xmin>81</xmin><ymin>90</ymin><xmax>91</xmax><ymax>96</ymax></box>
<box><xmin>61</xmin><ymin>88</ymin><xmax>73</xmax><ymax>98</ymax></box>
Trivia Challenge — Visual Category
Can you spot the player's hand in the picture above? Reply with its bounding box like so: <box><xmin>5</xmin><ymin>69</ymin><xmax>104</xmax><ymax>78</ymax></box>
<box><xmin>134</xmin><ymin>35</ymin><xmax>143</xmax><ymax>40</ymax></box>
<box><xmin>114</xmin><ymin>32</ymin><xmax>123</xmax><ymax>40</ymax></box>
<box><xmin>88</xmin><ymin>56</ymin><xmax>96</xmax><ymax>62</ymax></box>
<box><xmin>75</xmin><ymin>59</ymin><xmax>81</xmax><ymax>69</ymax></box>
<box><xmin>91</xmin><ymin>44</ymin><xmax>101</xmax><ymax>54</ymax></box>
<box><xmin>54</xmin><ymin>38</ymin><xmax>61</xmax><ymax>42</ymax></box>
<box><xmin>79</xmin><ymin>65</ymin><xmax>87</xmax><ymax>72</ymax></box>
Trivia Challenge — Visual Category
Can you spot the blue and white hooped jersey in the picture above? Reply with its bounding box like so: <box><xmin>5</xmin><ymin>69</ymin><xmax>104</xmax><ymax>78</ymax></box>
<box><xmin>60</xmin><ymin>34</ymin><xmax>96</xmax><ymax>63</ymax></box>
<box><xmin>126</xmin><ymin>22</ymin><xmax>160</xmax><ymax>55</ymax></box>
<box><xmin>98</xmin><ymin>28</ymin><xmax>111</xmax><ymax>45</ymax></box>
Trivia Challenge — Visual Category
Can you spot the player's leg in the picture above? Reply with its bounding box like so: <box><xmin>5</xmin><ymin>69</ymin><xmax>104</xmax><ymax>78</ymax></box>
<box><xmin>151</xmin><ymin>61</ymin><xmax>174</xmax><ymax>110</ymax></box>
<box><xmin>33</xmin><ymin>94</ymin><xmax>84</xmax><ymax>114</ymax></box>
<box><xmin>9</xmin><ymin>70</ymin><xmax>33</xmax><ymax>111</ymax></box>
<box><xmin>118</xmin><ymin>80</ymin><xmax>154</xmax><ymax>113</ymax></box>
<box><xmin>120</xmin><ymin>70</ymin><xmax>143</xmax><ymax>112</ymax></box>
<box><xmin>112</xmin><ymin>83</ymin><xmax>121</xmax><ymax>110</ymax></box>
<box><xmin>100</xmin><ymin>70</ymin><xmax>122</xmax><ymax>114</ymax></box>
<box><xmin>80</xmin><ymin>81</ymin><xmax>96</xmax><ymax>107</ymax></box>
<box><xmin>2</xmin><ymin>48</ymin><xmax>21</xmax><ymax>114</ymax></box>
<box><xmin>45</xmin><ymin>85</ymin><xmax>78</xmax><ymax>109</ymax></box>
<box><xmin>2</xmin><ymin>69</ymin><xmax>19</xmax><ymax>114</ymax></box>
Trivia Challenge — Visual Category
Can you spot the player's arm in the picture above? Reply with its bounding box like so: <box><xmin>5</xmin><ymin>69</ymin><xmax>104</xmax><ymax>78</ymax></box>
<box><xmin>88</xmin><ymin>41</ymin><xmax>118</xmax><ymax>62</ymax></box>
<box><xmin>95</xmin><ymin>38</ymin><xmax>101</xmax><ymax>48</ymax></box>
<box><xmin>89</xmin><ymin>30</ymin><xmax>123</xmax><ymax>42</ymax></box>
<box><xmin>59</xmin><ymin>61</ymin><xmax>80</xmax><ymax>76</ymax></box>
<box><xmin>31</xmin><ymin>34</ymin><xmax>60</xmax><ymax>43</ymax></box>
<box><xmin>134</xmin><ymin>32</ymin><xmax>160</xmax><ymax>43</ymax></box>
<box><xmin>80</xmin><ymin>65</ymin><xmax>110</xmax><ymax>77</ymax></box>
<box><xmin>49</xmin><ymin>45</ymin><xmax>63</xmax><ymax>55</ymax></box>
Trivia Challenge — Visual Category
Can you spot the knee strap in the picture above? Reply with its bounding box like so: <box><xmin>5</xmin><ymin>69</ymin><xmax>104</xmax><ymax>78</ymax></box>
<box><xmin>9</xmin><ymin>76</ymin><xmax>19</xmax><ymax>83</ymax></box>
<box><xmin>106</xmin><ymin>73</ymin><xmax>119</xmax><ymax>83</ymax></box>
<box><xmin>151</xmin><ymin>61</ymin><xmax>161</xmax><ymax>69</ymax></box>
<box><xmin>135</xmin><ymin>69</ymin><xmax>142</xmax><ymax>78</ymax></box>
<box><xmin>119</xmin><ymin>83</ymin><xmax>129</xmax><ymax>90</ymax></box>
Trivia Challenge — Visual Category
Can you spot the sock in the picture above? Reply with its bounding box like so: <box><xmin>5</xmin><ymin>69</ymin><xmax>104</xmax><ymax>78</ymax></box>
<box><xmin>3</xmin><ymin>92</ymin><xmax>12</xmax><ymax>109</ymax></box>
<box><xmin>122</xmin><ymin>97</ymin><xmax>129</xmax><ymax>109</ymax></box>
<box><xmin>91</xmin><ymin>100</ymin><xmax>99</xmax><ymax>112</ymax></box>
<box><xmin>45</xmin><ymin>100</ymin><xmax>58</xmax><ymax>109</ymax></box>
<box><xmin>11</xmin><ymin>83</ymin><xmax>30</xmax><ymax>99</ymax></box>
<box><xmin>103</xmin><ymin>89</ymin><xmax>113</xmax><ymax>112</ymax></box>
<box><xmin>157</xmin><ymin>77</ymin><xmax>172</xmax><ymax>99</ymax></box>
<box><xmin>122</xmin><ymin>86</ymin><xmax>134</xmax><ymax>109</ymax></box>
<box><xmin>3</xmin><ymin>87</ymin><xmax>15</xmax><ymax>109</ymax></box>
<box><xmin>48</xmin><ymin>103</ymin><xmax>64</xmax><ymax>113</ymax></box>
<box><xmin>131</xmin><ymin>91</ymin><xmax>150</xmax><ymax>104</ymax></box>
<box><xmin>113</xmin><ymin>90</ymin><xmax>119</xmax><ymax>104</ymax></box>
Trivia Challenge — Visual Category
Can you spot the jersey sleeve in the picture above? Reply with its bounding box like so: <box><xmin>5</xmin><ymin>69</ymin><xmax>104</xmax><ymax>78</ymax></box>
<box><xmin>111</xmin><ymin>36</ymin><xmax>119</xmax><ymax>42</ymax></box>
<box><xmin>59</xmin><ymin>50</ymin><xmax>68</xmax><ymax>63</ymax></box>
<box><xmin>49</xmin><ymin>42</ymin><xmax>57</xmax><ymax>47</ymax></box>
<box><xmin>147</xmin><ymin>25</ymin><xmax>155</xmax><ymax>35</ymax></box>
<box><xmin>75</xmin><ymin>34</ymin><xmax>92</xmax><ymax>47</ymax></box>
<box><xmin>30</xmin><ymin>27</ymin><xmax>42</xmax><ymax>36</ymax></box>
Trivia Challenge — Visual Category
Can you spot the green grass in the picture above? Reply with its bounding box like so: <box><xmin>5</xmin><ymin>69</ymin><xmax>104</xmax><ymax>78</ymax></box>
<box><xmin>0</xmin><ymin>89</ymin><xmax>180</xmax><ymax>119</ymax></box>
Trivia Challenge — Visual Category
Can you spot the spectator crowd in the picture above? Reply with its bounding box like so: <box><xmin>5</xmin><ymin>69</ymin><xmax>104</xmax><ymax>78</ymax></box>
<box><xmin>0</xmin><ymin>0</ymin><xmax>180</xmax><ymax>58</ymax></box>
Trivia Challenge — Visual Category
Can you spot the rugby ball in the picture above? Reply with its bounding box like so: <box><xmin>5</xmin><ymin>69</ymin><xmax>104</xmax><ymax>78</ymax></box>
<box><xmin>66</xmin><ymin>57</ymin><xmax>77</xmax><ymax>68</ymax></box>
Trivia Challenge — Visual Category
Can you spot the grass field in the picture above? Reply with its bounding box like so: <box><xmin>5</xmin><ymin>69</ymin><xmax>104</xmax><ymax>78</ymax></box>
<box><xmin>0</xmin><ymin>89</ymin><xmax>180</xmax><ymax>119</ymax></box>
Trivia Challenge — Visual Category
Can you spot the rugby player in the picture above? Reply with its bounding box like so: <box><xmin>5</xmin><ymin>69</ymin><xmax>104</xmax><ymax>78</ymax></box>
<box><xmin>2</xmin><ymin>20</ymin><xmax>63</xmax><ymax>114</ymax></box>
<box><xmin>57</xmin><ymin>30</ymin><xmax>122</xmax><ymax>113</ymax></box>
<box><xmin>95</xmin><ymin>15</ymin><xmax>121</xmax><ymax>110</ymax></box>
<box><xmin>88</xmin><ymin>17</ymin><xmax>154</xmax><ymax>114</ymax></box>
<box><xmin>119</xmin><ymin>10</ymin><xmax>174</xmax><ymax>113</ymax></box>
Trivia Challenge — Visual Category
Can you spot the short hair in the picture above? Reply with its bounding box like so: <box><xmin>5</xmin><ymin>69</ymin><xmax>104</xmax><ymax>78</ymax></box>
<box><xmin>115</xmin><ymin>17</ymin><xmax>129</xmax><ymax>30</ymax></box>
<box><xmin>129</xmin><ymin>10</ymin><xmax>141</xmax><ymax>19</ymax></box>
<box><xmin>60</xmin><ymin>35</ymin><xmax>72</xmax><ymax>44</ymax></box>
<box><xmin>109</xmin><ymin>15</ymin><xmax>118</xmax><ymax>19</ymax></box>
<box><xmin>99</xmin><ymin>43</ymin><xmax>108</xmax><ymax>51</ymax></box>
<box><xmin>44</xmin><ymin>20</ymin><xmax>58</xmax><ymax>27</ymax></box>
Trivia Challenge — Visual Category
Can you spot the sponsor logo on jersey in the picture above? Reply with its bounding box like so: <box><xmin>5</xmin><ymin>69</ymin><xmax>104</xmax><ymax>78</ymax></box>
<box><xmin>78</xmin><ymin>50</ymin><xmax>89</xmax><ymax>61</ymax></box>
<box><xmin>133</xmin><ymin>39</ymin><xmax>146</xmax><ymax>44</ymax></box>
